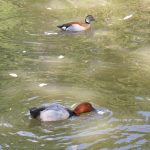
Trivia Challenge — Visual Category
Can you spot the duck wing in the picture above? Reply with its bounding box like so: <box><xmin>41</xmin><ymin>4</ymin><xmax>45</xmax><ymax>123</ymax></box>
<box><xmin>40</xmin><ymin>103</ymin><xmax>70</xmax><ymax>121</ymax></box>
<box><xmin>57</xmin><ymin>22</ymin><xmax>73</xmax><ymax>30</ymax></box>
<box><xmin>57</xmin><ymin>22</ymin><xmax>84</xmax><ymax>31</ymax></box>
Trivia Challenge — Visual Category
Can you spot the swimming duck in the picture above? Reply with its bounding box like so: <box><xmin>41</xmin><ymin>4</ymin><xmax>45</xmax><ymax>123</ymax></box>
<box><xmin>29</xmin><ymin>102</ymin><xmax>95</xmax><ymax>122</ymax></box>
<box><xmin>57</xmin><ymin>15</ymin><xmax>95</xmax><ymax>32</ymax></box>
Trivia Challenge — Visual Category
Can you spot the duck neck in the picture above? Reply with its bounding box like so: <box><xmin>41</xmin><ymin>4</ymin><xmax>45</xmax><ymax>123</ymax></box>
<box><xmin>85</xmin><ymin>20</ymin><xmax>90</xmax><ymax>24</ymax></box>
<box><xmin>66</xmin><ymin>108</ymin><xmax>77</xmax><ymax>117</ymax></box>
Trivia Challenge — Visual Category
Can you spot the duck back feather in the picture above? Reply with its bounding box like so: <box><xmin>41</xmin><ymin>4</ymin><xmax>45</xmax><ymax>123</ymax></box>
<box><xmin>30</xmin><ymin>103</ymin><xmax>71</xmax><ymax>122</ymax></box>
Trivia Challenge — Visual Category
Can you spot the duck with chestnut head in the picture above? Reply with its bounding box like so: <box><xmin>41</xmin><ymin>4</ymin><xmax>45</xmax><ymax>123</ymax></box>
<box><xmin>57</xmin><ymin>15</ymin><xmax>96</xmax><ymax>32</ymax></box>
<box><xmin>29</xmin><ymin>102</ymin><xmax>95</xmax><ymax>122</ymax></box>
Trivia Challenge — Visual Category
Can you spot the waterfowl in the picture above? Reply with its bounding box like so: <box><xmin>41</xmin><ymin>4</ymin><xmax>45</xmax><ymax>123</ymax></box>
<box><xmin>29</xmin><ymin>102</ymin><xmax>95</xmax><ymax>122</ymax></box>
<box><xmin>57</xmin><ymin>15</ymin><xmax>95</xmax><ymax>32</ymax></box>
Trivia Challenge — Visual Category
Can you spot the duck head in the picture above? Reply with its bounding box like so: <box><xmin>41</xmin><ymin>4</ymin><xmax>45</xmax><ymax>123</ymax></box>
<box><xmin>73</xmin><ymin>102</ymin><xmax>95</xmax><ymax>116</ymax></box>
<box><xmin>85</xmin><ymin>15</ymin><xmax>95</xmax><ymax>24</ymax></box>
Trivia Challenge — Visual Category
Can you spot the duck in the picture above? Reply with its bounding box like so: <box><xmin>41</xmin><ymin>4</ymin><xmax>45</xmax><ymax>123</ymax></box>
<box><xmin>29</xmin><ymin>102</ymin><xmax>95</xmax><ymax>122</ymax></box>
<box><xmin>57</xmin><ymin>15</ymin><xmax>95</xmax><ymax>32</ymax></box>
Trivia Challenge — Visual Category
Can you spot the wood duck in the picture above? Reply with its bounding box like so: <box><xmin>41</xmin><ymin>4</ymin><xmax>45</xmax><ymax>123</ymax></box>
<box><xmin>57</xmin><ymin>15</ymin><xmax>95</xmax><ymax>32</ymax></box>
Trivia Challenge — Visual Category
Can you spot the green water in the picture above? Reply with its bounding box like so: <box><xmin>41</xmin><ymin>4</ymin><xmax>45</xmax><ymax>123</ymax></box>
<box><xmin>0</xmin><ymin>0</ymin><xmax>150</xmax><ymax>149</ymax></box>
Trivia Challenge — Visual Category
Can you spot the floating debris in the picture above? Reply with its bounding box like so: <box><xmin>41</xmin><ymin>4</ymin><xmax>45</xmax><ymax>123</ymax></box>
<box><xmin>123</xmin><ymin>14</ymin><xmax>133</xmax><ymax>20</ymax></box>
<box><xmin>38</xmin><ymin>83</ymin><xmax>47</xmax><ymax>87</ymax></box>
<box><xmin>9</xmin><ymin>73</ymin><xmax>18</xmax><ymax>77</ymax></box>
<box><xmin>46</xmin><ymin>7</ymin><xmax>52</xmax><ymax>10</ymax></box>
<box><xmin>44</xmin><ymin>31</ymin><xmax>58</xmax><ymax>35</ymax></box>
<box><xmin>27</xmin><ymin>96</ymin><xmax>39</xmax><ymax>101</ymax></box>
<box><xmin>27</xmin><ymin>139</ymin><xmax>39</xmax><ymax>143</ymax></box>
<box><xmin>58</xmin><ymin>55</ymin><xmax>64</xmax><ymax>59</ymax></box>
<box><xmin>22</xmin><ymin>51</ymin><xmax>26</xmax><ymax>53</ymax></box>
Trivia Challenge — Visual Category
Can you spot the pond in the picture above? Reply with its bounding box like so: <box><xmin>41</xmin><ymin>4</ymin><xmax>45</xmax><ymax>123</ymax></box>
<box><xmin>0</xmin><ymin>0</ymin><xmax>150</xmax><ymax>149</ymax></box>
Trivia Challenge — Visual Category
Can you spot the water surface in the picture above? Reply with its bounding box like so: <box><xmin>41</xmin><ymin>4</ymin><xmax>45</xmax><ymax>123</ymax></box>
<box><xmin>0</xmin><ymin>0</ymin><xmax>150</xmax><ymax>149</ymax></box>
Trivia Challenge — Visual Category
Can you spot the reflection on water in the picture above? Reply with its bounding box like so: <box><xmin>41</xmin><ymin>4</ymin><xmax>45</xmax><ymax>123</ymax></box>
<box><xmin>0</xmin><ymin>0</ymin><xmax>150</xmax><ymax>149</ymax></box>
<box><xmin>137</xmin><ymin>111</ymin><xmax>150</xmax><ymax>122</ymax></box>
